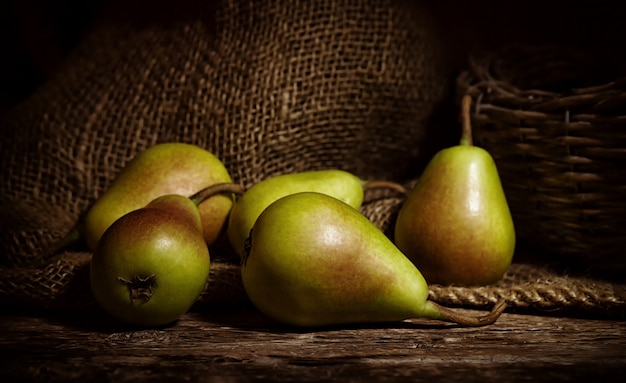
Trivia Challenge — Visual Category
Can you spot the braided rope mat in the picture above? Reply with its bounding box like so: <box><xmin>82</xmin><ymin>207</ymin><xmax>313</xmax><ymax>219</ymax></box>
<box><xmin>2</xmin><ymin>245</ymin><xmax>624</xmax><ymax>320</ymax></box>
<box><xmin>1</xmin><ymin>190</ymin><xmax>624</xmax><ymax>320</ymax></box>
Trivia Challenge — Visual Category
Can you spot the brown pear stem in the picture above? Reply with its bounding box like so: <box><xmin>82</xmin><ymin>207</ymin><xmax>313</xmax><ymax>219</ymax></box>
<box><xmin>189</xmin><ymin>182</ymin><xmax>245</xmax><ymax>206</ymax></box>
<box><xmin>50</xmin><ymin>227</ymin><xmax>82</xmax><ymax>255</ymax></box>
<box><xmin>428</xmin><ymin>299</ymin><xmax>507</xmax><ymax>327</ymax></box>
<box><xmin>460</xmin><ymin>94</ymin><xmax>473</xmax><ymax>147</ymax></box>
<box><xmin>362</xmin><ymin>180</ymin><xmax>409</xmax><ymax>196</ymax></box>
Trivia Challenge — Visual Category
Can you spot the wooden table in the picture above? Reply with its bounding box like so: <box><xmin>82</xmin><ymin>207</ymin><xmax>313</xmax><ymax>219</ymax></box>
<box><xmin>1</xmin><ymin>305</ymin><xmax>624</xmax><ymax>382</ymax></box>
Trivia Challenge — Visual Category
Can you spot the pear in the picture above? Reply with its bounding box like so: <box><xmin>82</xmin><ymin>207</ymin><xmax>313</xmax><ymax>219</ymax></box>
<box><xmin>228</xmin><ymin>169</ymin><xmax>408</xmax><ymax>257</ymax></box>
<box><xmin>241</xmin><ymin>192</ymin><xmax>506</xmax><ymax>328</ymax></box>
<box><xmin>227</xmin><ymin>170</ymin><xmax>365</xmax><ymax>257</ymax></box>
<box><xmin>90</xmin><ymin>194</ymin><xmax>211</xmax><ymax>327</ymax></box>
<box><xmin>394</xmin><ymin>95</ymin><xmax>515</xmax><ymax>286</ymax></box>
<box><xmin>81</xmin><ymin>142</ymin><xmax>235</xmax><ymax>250</ymax></box>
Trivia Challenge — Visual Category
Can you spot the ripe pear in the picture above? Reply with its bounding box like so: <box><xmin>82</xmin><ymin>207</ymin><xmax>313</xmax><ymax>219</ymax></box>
<box><xmin>394</xmin><ymin>96</ymin><xmax>515</xmax><ymax>286</ymax></box>
<box><xmin>227</xmin><ymin>170</ymin><xmax>366</xmax><ymax>257</ymax></box>
<box><xmin>81</xmin><ymin>142</ymin><xmax>235</xmax><ymax>250</ymax></box>
<box><xmin>241</xmin><ymin>192</ymin><xmax>506</xmax><ymax>328</ymax></box>
<box><xmin>90</xmin><ymin>194</ymin><xmax>211</xmax><ymax>327</ymax></box>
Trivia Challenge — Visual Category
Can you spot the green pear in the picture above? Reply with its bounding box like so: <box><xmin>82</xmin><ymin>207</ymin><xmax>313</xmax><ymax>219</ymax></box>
<box><xmin>81</xmin><ymin>142</ymin><xmax>235</xmax><ymax>250</ymax></box>
<box><xmin>227</xmin><ymin>170</ymin><xmax>366</xmax><ymax>257</ymax></box>
<box><xmin>90</xmin><ymin>194</ymin><xmax>211</xmax><ymax>327</ymax></box>
<box><xmin>241</xmin><ymin>192</ymin><xmax>506</xmax><ymax>328</ymax></box>
<box><xmin>394</xmin><ymin>95</ymin><xmax>515</xmax><ymax>286</ymax></box>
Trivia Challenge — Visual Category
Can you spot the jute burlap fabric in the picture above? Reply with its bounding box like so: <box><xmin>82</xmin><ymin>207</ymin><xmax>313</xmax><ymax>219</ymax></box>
<box><xmin>0</xmin><ymin>0</ymin><xmax>624</xmax><ymax>319</ymax></box>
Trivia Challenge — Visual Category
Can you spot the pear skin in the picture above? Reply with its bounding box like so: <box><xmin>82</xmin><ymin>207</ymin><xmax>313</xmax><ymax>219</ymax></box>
<box><xmin>90</xmin><ymin>194</ymin><xmax>211</xmax><ymax>327</ymax></box>
<box><xmin>394</xmin><ymin>96</ymin><xmax>515</xmax><ymax>286</ymax></box>
<box><xmin>241</xmin><ymin>192</ymin><xmax>506</xmax><ymax>328</ymax></box>
<box><xmin>227</xmin><ymin>170</ymin><xmax>365</xmax><ymax>257</ymax></box>
<box><xmin>82</xmin><ymin>143</ymin><xmax>234</xmax><ymax>250</ymax></box>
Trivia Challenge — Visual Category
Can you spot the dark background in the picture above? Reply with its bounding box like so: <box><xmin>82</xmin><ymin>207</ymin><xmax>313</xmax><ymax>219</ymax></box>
<box><xmin>1</xmin><ymin>0</ymin><xmax>624</xmax><ymax>116</ymax></box>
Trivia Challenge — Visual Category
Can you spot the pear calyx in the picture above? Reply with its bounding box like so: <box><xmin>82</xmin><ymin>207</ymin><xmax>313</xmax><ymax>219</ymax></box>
<box><xmin>117</xmin><ymin>275</ymin><xmax>157</xmax><ymax>304</ymax></box>
<box><xmin>241</xmin><ymin>231</ymin><xmax>253</xmax><ymax>267</ymax></box>
<box><xmin>189</xmin><ymin>182</ymin><xmax>244</xmax><ymax>206</ymax></box>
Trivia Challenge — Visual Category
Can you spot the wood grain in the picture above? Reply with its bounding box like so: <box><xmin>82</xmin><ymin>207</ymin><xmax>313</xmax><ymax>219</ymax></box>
<box><xmin>1</xmin><ymin>307</ymin><xmax>624</xmax><ymax>382</ymax></box>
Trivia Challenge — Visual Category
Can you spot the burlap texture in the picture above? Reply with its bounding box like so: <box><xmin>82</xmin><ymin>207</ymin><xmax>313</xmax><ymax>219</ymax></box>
<box><xmin>1</xmin><ymin>0</ymin><xmax>450</xmax><ymax>266</ymax></box>
<box><xmin>0</xmin><ymin>0</ymin><xmax>624</xmax><ymax>319</ymax></box>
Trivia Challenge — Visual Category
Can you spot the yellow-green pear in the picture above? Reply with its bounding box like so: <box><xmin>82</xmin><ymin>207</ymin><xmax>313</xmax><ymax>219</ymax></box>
<box><xmin>241</xmin><ymin>192</ymin><xmax>506</xmax><ymax>328</ymax></box>
<box><xmin>394</xmin><ymin>96</ymin><xmax>515</xmax><ymax>286</ymax></box>
<box><xmin>227</xmin><ymin>170</ymin><xmax>366</xmax><ymax>257</ymax></box>
<box><xmin>81</xmin><ymin>143</ymin><xmax>235</xmax><ymax>250</ymax></box>
<box><xmin>90</xmin><ymin>194</ymin><xmax>211</xmax><ymax>327</ymax></box>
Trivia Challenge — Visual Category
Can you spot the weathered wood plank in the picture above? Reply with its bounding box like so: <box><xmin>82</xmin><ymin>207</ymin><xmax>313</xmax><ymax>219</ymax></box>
<box><xmin>1</xmin><ymin>308</ymin><xmax>625</xmax><ymax>382</ymax></box>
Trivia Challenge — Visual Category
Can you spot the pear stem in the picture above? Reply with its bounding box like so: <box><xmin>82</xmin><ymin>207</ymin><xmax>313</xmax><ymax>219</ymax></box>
<box><xmin>189</xmin><ymin>182</ymin><xmax>245</xmax><ymax>206</ymax></box>
<box><xmin>426</xmin><ymin>299</ymin><xmax>507</xmax><ymax>327</ymax></box>
<box><xmin>50</xmin><ymin>227</ymin><xmax>82</xmax><ymax>255</ymax></box>
<box><xmin>362</xmin><ymin>180</ymin><xmax>409</xmax><ymax>196</ymax></box>
<box><xmin>460</xmin><ymin>94</ymin><xmax>474</xmax><ymax>147</ymax></box>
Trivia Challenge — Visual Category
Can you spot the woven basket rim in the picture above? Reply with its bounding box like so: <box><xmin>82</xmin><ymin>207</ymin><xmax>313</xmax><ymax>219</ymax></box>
<box><xmin>458</xmin><ymin>43</ymin><xmax>626</xmax><ymax>114</ymax></box>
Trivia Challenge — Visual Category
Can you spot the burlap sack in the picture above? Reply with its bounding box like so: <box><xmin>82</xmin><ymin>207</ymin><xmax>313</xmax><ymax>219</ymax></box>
<box><xmin>0</xmin><ymin>0</ymin><xmax>624</xmax><ymax>319</ymax></box>
<box><xmin>0</xmin><ymin>0</ymin><xmax>451</xmax><ymax>303</ymax></box>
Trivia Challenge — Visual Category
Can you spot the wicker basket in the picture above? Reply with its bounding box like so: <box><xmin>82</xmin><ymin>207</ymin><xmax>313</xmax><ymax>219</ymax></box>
<box><xmin>457</xmin><ymin>44</ymin><xmax>626</xmax><ymax>278</ymax></box>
